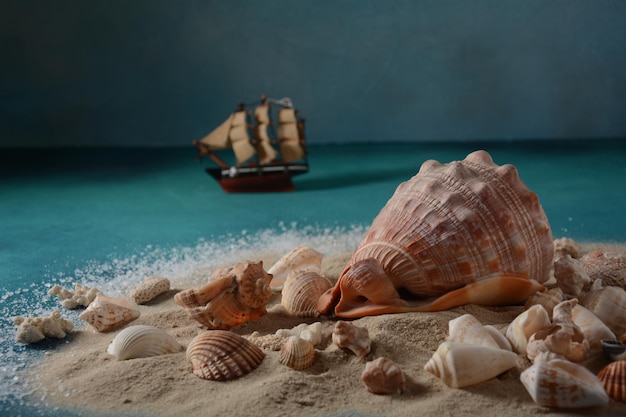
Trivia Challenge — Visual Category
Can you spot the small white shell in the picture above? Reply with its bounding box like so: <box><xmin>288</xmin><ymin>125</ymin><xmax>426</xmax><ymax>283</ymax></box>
<box><xmin>553</xmin><ymin>255</ymin><xmax>590</xmax><ymax>297</ymax></box>
<box><xmin>278</xmin><ymin>335</ymin><xmax>316</xmax><ymax>370</ymax></box>
<box><xmin>332</xmin><ymin>321</ymin><xmax>371</xmax><ymax>358</ymax></box>
<box><xmin>79</xmin><ymin>295</ymin><xmax>140</xmax><ymax>332</ymax></box>
<box><xmin>361</xmin><ymin>357</ymin><xmax>406</xmax><ymax>395</ymax></box>
<box><xmin>424</xmin><ymin>341</ymin><xmax>518</xmax><ymax>388</ymax></box>
<box><xmin>447</xmin><ymin>314</ymin><xmax>501</xmax><ymax>349</ymax></box>
<box><xmin>579</xmin><ymin>282</ymin><xmax>626</xmax><ymax>336</ymax></box>
<box><xmin>505</xmin><ymin>304</ymin><xmax>551</xmax><ymax>353</ymax></box>
<box><xmin>268</xmin><ymin>245</ymin><xmax>323</xmax><ymax>291</ymax></box>
<box><xmin>106</xmin><ymin>325</ymin><xmax>183</xmax><ymax>360</ymax></box>
<box><xmin>130</xmin><ymin>276</ymin><xmax>170</xmax><ymax>304</ymax></box>
<box><xmin>520</xmin><ymin>358</ymin><xmax>609</xmax><ymax>408</ymax></box>
<box><xmin>483</xmin><ymin>325</ymin><xmax>513</xmax><ymax>351</ymax></box>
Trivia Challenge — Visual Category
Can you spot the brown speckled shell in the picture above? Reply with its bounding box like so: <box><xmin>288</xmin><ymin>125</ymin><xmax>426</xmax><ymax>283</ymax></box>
<box><xmin>347</xmin><ymin>150</ymin><xmax>553</xmax><ymax>297</ymax></box>
<box><xmin>186</xmin><ymin>330</ymin><xmax>264</xmax><ymax>381</ymax></box>
<box><xmin>597</xmin><ymin>360</ymin><xmax>626</xmax><ymax>403</ymax></box>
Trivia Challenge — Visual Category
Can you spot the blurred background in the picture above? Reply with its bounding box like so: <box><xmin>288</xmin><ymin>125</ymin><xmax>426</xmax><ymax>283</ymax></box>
<box><xmin>2</xmin><ymin>0</ymin><xmax>625</xmax><ymax>148</ymax></box>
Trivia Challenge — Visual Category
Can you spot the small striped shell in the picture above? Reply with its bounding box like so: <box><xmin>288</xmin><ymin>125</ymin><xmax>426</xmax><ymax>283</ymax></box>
<box><xmin>278</xmin><ymin>336</ymin><xmax>316</xmax><ymax>370</ymax></box>
<box><xmin>361</xmin><ymin>357</ymin><xmax>406</xmax><ymax>395</ymax></box>
<box><xmin>597</xmin><ymin>360</ymin><xmax>626</xmax><ymax>403</ymax></box>
<box><xmin>281</xmin><ymin>270</ymin><xmax>332</xmax><ymax>317</ymax></box>
<box><xmin>107</xmin><ymin>325</ymin><xmax>183</xmax><ymax>360</ymax></box>
<box><xmin>130</xmin><ymin>276</ymin><xmax>170</xmax><ymax>304</ymax></box>
<box><xmin>79</xmin><ymin>295</ymin><xmax>140</xmax><ymax>332</ymax></box>
<box><xmin>268</xmin><ymin>245</ymin><xmax>323</xmax><ymax>291</ymax></box>
<box><xmin>186</xmin><ymin>330</ymin><xmax>264</xmax><ymax>381</ymax></box>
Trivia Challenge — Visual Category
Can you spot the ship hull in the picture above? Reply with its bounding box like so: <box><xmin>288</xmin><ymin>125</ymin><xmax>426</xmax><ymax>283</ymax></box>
<box><xmin>206</xmin><ymin>163</ymin><xmax>308</xmax><ymax>193</ymax></box>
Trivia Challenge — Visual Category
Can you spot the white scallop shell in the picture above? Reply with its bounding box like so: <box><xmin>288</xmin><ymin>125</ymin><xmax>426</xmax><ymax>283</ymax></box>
<box><xmin>520</xmin><ymin>358</ymin><xmax>609</xmax><ymax>408</ymax></box>
<box><xmin>424</xmin><ymin>341</ymin><xmax>518</xmax><ymax>388</ymax></box>
<box><xmin>505</xmin><ymin>304</ymin><xmax>551</xmax><ymax>353</ymax></box>
<box><xmin>268</xmin><ymin>245</ymin><xmax>323</xmax><ymax>291</ymax></box>
<box><xmin>106</xmin><ymin>325</ymin><xmax>183</xmax><ymax>360</ymax></box>
<box><xmin>79</xmin><ymin>295</ymin><xmax>140</xmax><ymax>332</ymax></box>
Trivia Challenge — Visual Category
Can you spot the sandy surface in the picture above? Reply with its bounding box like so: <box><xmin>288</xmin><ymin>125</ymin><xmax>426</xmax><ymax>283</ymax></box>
<box><xmin>29</xmin><ymin>242</ymin><xmax>626</xmax><ymax>417</ymax></box>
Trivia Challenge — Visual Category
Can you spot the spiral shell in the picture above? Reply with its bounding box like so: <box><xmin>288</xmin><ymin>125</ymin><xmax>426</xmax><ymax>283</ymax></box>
<box><xmin>521</xmin><ymin>358</ymin><xmax>609</xmax><ymax>408</ymax></box>
<box><xmin>332</xmin><ymin>321</ymin><xmax>371</xmax><ymax>358</ymax></box>
<box><xmin>281</xmin><ymin>270</ymin><xmax>332</xmax><ymax>317</ymax></box>
<box><xmin>524</xmin><ymin>287</ymin><xmax>564</xmax><ymax>317</ymax></box>
<box><xmin>597</xmin><ymin>360</ymin><xmax>626</xmax><ymax>403</ymax></box>
<box><xmin>186</xmin><ymin>330</ymin><xmax>264</xmax><ymax>381</ymax></box>
<box><xmin>318</xmin><ymin>151</ymin><xmax>553</xmax><ymax>318</ymax></box>
<box><xmin>447</xmin><ymin>314</ymin><xmax>502</xmax><ymax>349</ymax></box>
<box><xmin>79</xmin><ymin>295</ymin><xmax>140</xmax><ymax>332</ymax></box>
<box><xmin>175</xmin><ymin>261</ymin><xmax>272</xmax><ymax>329</ymax></box>
<box><xmin>268</xmin><ymin>245</ymin><xmax>323</xmax><ymax>291</ymax></box>
<box><xmin>361</xmin><ymin>357</ymin><xmax>406</xmax><ymax>395</ymax></box>
<box><xmin>107</xmin><ymin>325</ymin><xmax>183</xmax><ymax>360</ymax></box>
<box><xmin>278</xmin><ymin>336</ymin><xmax>316</xmax><ymax>370</ymax></box>
<box><xmin>130</xmin><ymin>276</ymin><xmax>170</xmax><ymax>304</ymax></box>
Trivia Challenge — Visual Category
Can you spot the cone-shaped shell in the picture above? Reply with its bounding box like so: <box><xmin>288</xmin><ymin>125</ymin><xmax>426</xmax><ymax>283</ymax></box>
<box><xmin>506</xmin><ymin>304</ymin><xmax>551</xmax><ymax>354</ymax></box>
<box><xmin>130</xmin><ymin>277</ymin><xmax>170</xmax><ymax>304</ymax></box>
<box><xmin>278</xmin><ymin>335</ymin><xmax>316</xmax><ymax>370</ymax></box>
<box><xmin>186</xmin><ymin>330</ymin><xmax>264</xmax><ymax>381</ymax></box>
<box><xmin>579</xmin><ymin>283</ymin><xmax>626</xmax><ymax>337</ymax></box>
<box><xmin>361</xmin><ymin>357</ymin><xmax>406</xmax><ymax>395</ymax></box>
<box><xmin>520</xmin><ymin>359</ymin><xmax>609</xmax><ymax>408</ymax></box>
<box><xmin>447</xmin><ymin>314</ymin><xmax>501</xmax><ymax>349</ymax></box>
<box><xmin>268</xmin><ymin>245</ymin><xmax>323</xmax><ymax>291</ymax></box>
<box><xmin>424</xmin><ymin>341</ymin><xmax>518</xmax><ymax>388</ymax></box>
<box><xmin>597</xmin><ymin>360</ymin><xmax>626</xmax><ymax>403</ymax></box>
<box><xmin>281</xmin><ymin>270</ymin><xmax>332</xmax><ymax>317</ymax></box>
<box><xmin>107</xmin><ymin>325</ymin><xmax>183</xmax><ymax>360</ymax></box>
<box><xmin>79</xmin><ymin>295</ymin><xmax>140</xmax><ymax>332</ymax></box>
<box><xmin>571</xmin><ymin>304</ymin><xmax>617</xmax><ymax>352</ymax></box>
<box><xmin>318</xmin><ymin>151</ymin><xmax>553</xmax><ymax>318</ymax></box>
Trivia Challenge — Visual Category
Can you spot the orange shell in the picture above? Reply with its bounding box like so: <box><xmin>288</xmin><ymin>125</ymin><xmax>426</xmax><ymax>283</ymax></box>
<box><xmin>597</xmin><ymin>360</ymin><xmax>626</xmax><ymax>403</ymax></box>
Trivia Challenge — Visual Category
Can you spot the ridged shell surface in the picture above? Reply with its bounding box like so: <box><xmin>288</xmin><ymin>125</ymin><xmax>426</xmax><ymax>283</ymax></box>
<box><xmin>107</xmin><ymin>325</ymin><xmax>183</xmax><ymax>360</ymax></box>
<box><xmin>597</xmin><ymin>360</ymin><xmax>626</xmax><ymax>403</ymax></box>
<box><xmin>282</xmin><ymin>271</ymin><xmax>332</xmax><ymax>317</ymax></box>
<box><xmin>186</xmin><ymin>330</ymin><xmax>264</xmax><ymax>381</ymax></box>
<box><xmin>268</xmin><ymin>245</ymin><xmax>323</xmax><ymax>291</ymax></box>
<box><xmin>361</xmin><ymin>357</ymin><xmax>406</xmax><ymax>395</ymax></box>
<box><xmin>346</xmin><ymin>150</ymin><xmax>553</xmax><ymax>297</ymax></box>
<box><xmin>278</xmin><ymin>336</ymin><xmax>316</xmax><ymax>370</ymax></box>
<box><xmin>79</xmin><ymin>295</ymin><xmax>140</xmax><ymax>332</ymax></box>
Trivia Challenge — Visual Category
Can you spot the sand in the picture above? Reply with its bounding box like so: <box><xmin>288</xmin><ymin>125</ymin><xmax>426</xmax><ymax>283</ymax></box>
<box><xmin>29</xmin><ymin>242</ymin><xmax>626</xmax><ymax>417</ymax></box>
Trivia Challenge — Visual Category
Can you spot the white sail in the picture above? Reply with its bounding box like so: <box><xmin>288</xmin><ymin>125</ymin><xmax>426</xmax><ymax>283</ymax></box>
<box><xmin>277</xmin><ymin>108</ymin><xmax>305</xmax><ymax>163</ymax></box>
<box><xmin>228</xmin><ymin>111</ymin><xmax>256</xmax><ymax>166</ymax></box>
<box><xmin>199</xmin><ymin>115</ymin><xmax>232</xmax><ymax>149</ymax></box>
<box><xmin>254</xmin><ymin>105</ymin><xmax>278</xmax><ymax>164</ymax></box>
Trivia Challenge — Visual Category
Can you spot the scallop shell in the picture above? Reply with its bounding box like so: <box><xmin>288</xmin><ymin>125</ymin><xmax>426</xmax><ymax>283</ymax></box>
<box><xmin>332</xmin><ymin>321</ymin><xmax>371</xmax><ymax>358</ymax></box>
<box><xmin>361</xmin><ymin>357</ymin><xmax>406</xmax><ymax>395</ymax></box>
<box><xmin>571</xmin><ymin>304</ymin><xmax>617</xmax><ymax>352</ymax></box>
<box><xmin>278</xmin><ymin>335</ymin><xmax>316</xmax><ymax>370</ymax></box>
<box><xmin>553</xmin><ymin>255</ymin><xmax>590</xmax><ymax>297</ymax></box>
<box><xmin>79</xmin><ymin>295</ymin><xmax>140</xmax><ymax>332</ymax></box>
<box><xmin>447</xmin><ymin>314</ymin><xmax>501</xmax><ymax>349</ymax></box>
<box><xmin>424</xmin><ymin>341</ymin><xmax>518</xmax><ymax>388</ymax></box>
<box><xmin>597</xmin><ymin>360</ymin><xmax>626</xmax><ymax>403</ymax></box>
<box><xmin>505</xmin><ymin>304</ymin><xmax>551</xmax><ymax>354</ymax></box>
<box><xmin>579</xmin><ymin>281</ymin><xmax>626</xmax><ymax>336</ymax></box>
<box><xmin>520</xmin><ymin>358</ymin><xmax>609</xmax><ymax>408</ymax></box>
<box><xmin>130</xmin><ymin>276</ymin><xmax>170</xmax><ymax>304</ymax></box>
<box><xmin>524</xmin><ymin>287</ymin><xmax>564</xmax><ymax>317</ymax></box>
<box><xmin>268</xmin><ymin>245</ymin><xmax>323</xmax><ymax>291</ymax></box>
<box><xmin>107</xmin><ymin>325</ymin><xmax>183</xmax><ymax>360</ymax></box>
<box><xmin>582</xmin><ymin>250</ymin><xmax>626</xmax><ymax>288</ymax></box>
<box><xmin>281</xmin><ymin>270</ymin><xmax>332</xmax><ymax>317</ymax></box>
<box><xmin>174</xmin><ymin>261</ymin><xmax>272</xmax><ymax>329</ymax></box>
<box><xmin>186</xmin><ymin>330</ymin><xmax>264</xmax><ymax>381</ymax></box>
<box><xmin>318</xmin><ymin>151</ymin><xmax>553</xmax><ymax>318</ymax></box>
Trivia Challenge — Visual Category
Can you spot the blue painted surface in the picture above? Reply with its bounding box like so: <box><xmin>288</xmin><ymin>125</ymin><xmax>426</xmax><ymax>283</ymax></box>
<box><xmin>1</xmin><ymin>0</ymin><xmax>626</xmax><ymax>147</ymax></box>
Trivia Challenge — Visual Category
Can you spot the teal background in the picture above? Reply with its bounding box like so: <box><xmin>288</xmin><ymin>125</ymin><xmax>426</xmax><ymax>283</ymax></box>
<box><xmin>2</xmin><ymin>0</ymin><xmax>626</xmax><ymax>147</ymax></box>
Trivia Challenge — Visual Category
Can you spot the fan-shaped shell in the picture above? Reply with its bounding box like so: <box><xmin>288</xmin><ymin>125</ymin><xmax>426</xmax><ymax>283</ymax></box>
<box><xmin>281</xmin><ymin>270</ymin><xmax>332</xmax><ymax>317</ymax></box>
<box><xmin>107</xmin><ymin>325</ymin><xmax>183</xmax><ymax>360</ymax></box>
<box><xmin>521</xmin><ymin>358</ymin><xmax>609</xmax><ymax>408</ymax></box>
<box><xmin>268</xmin><ymin>245</ymin><xmax>323</xmax><ymax>291</ymax></box>
<box><xmin>597</xmin><ymin>360</ymin><xmax>626</xmax><ymax>403</ymax></box>
<box><xmin>278</xmin><ymin>335</ymin><xmax>316</xmax><ymax>370</ymax></box>
<box><xmin>79</xmin><ymin>295</ymin><xmax>140</xmax><ymax>332</ymax></box>
<box><xmin>130</xmin><ymin>276</ymin><xmax>170</xmax><ymax>304</ymax></box>
<box><xmin>186</xmin><ymin>330</ymin><xmax>264</xmax><ymax>381</ymax></box>
<box><xmin>318</xmin><ymin>151</ymin><xmax>553</xmax><ymax>318</ymax></box>
<box><xmin>361</xmin><ymin>357</ymin><xmax>406</xmax><ymax>395</ymax></box>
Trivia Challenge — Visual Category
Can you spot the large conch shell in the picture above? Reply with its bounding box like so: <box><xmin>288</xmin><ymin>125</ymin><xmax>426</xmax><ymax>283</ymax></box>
<box><xmin>318</xmin><ymin>151</ymin><xmax>552</xmax><ymax>318</ymax></box>
<box><xmin>174</xmin><ymin>261</ymin><xmax>272</xmax><ymax>329</ymax></box>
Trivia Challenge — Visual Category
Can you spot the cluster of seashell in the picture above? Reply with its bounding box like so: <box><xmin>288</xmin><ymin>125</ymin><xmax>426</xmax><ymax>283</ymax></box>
<box><xmin>174</xmin><ymin>261</ymin><xmax>273</xmax><ymax>330</ymax></box>
<box><xmin>424</xmin><ymin>314</ymin><xmax>518</xmax><ymax>388</ymax></box>
<box><xmin>13</xmin><ymin>310</ymin><xmax>74</xmax><ymax>344</ymax></box>
<box><xmin>332</xmin><ymin>321</ymin><xmax>371</xmax><ymax>358</ymax></box>
<box><xmin>48</xmin><ymin>283</ymin><xmax>101</xmax><ymax>309</ymax></box>
<box><xmin>79</xmin><ymin>294</ymin><xmax>140</xmax><ymax>332</ymax></box>
<box><xmin>107</xmin><ymin>325</ymin><xmax>183</xmax><ymax>360</ymax></box>
<box><xmin>130</xmin><ymin>276</ymin><xmax>170</xmax><ymax>304</ymax></box>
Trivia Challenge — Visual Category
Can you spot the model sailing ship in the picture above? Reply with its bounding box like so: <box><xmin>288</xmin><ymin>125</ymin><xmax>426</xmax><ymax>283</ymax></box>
<box><xmin>193</xmin><ymin>95</ymin><xmax>308</xmax><ymax>192</ymax></box>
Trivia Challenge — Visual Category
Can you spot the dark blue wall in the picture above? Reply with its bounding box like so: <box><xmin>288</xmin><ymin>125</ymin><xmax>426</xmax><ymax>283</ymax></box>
<box><xmin>1</xmin><ymin>0</ymin><xmax>625</xmax><ymax>146</ymax></box>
